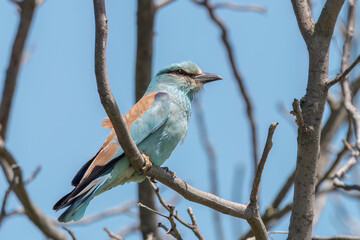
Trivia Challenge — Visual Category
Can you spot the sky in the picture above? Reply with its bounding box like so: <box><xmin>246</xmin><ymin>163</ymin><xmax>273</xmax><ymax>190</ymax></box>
<box><xmin>0</xmin><ymin>0</ymin><xmax>360</xmax><ymax>239</ymax></box>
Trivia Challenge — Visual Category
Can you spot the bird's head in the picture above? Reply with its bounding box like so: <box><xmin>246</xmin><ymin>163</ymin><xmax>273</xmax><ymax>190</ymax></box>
<box><xmin>147</xmin><ymin>61</ymin><xmax>222</xmax><ymax>100</ymax></box>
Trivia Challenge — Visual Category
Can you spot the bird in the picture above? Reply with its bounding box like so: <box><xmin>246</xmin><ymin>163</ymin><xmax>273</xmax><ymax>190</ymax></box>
<box><xmin>53</xmin><ymin>61</ymin><xmax>222</xmax><ymax>222</ymax></box>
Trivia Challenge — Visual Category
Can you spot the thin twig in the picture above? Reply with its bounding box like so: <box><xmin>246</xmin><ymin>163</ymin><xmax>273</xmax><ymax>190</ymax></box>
<box><xmin>138</xmin><ymin>202</ymin><xmax>182</xmax><ymax>240</ymax></box>
<box><xmin>155</xmin><ymin>0</ymin><xmax>175</xmax><ymax>11</ymax></box>
<box><xmin>104</xmin><ymin>227</ymin><xmax>124</xmax><ymax>240</ymax></box>
<box><xmin>213</xmin><ymin>2</ymin><xmax>266</xmax><ymax>13</ymax></box>
<box><xmin>316</xmin><ymin>143</ymin><xmax>348</xmax><ymax>192</ymax></box>
<box><xmin>0</xmin><ymin>172</ymin><xmax>17</xmax><ymax>226</ymax></box>
<box><xmin>338</xmin><ymin>0</ymin><xmax>360</xmax><ymax>151</ymax></box>
<box><xmin>61</xmin><ymin>226</ymin><xmax>76</xmax><ymax>240</ymax></box>
<box><xmin>250</xmin><ymin>122</ymin><xmax>278</xmax><ymax>204</ymax></box>
<box><xmin>24</xmin><ymin>165</ymin><xmax>41</xmax><ymax>185</ymax></box>
<box><xmin>0</xmin><ymin>144</ymin><xmax>67</xmax><ymax>240</ymax></box>
<box><xmin>138</xmin><ymin>203</ymin><xmax>168</xmax><ymax>219</ymax></box>
<box><xmin>327</xmin><ymin>54</ymin><xmax>360</xmax><ymax>88</ymax></box>
<box><xmin>150</xmin><ymin>182</ymin><xmax>204</xmax><ymax>239</ymax></box>
<box><xmin>117</xmin><ymin>223</ymin><xmax>140</xmax><ymax>238</ymax></box>
<box><xmin>192</xmin><ymin>0</ymin><xmax>259</xmax><ymax>178</ymax></box>
<box><xmin>290</xmin><ymin>99</ymin><xmax>310</xmax><ymax>132</ymax></box>
<box><xmin>194</xmin><ymin>99</ymin><xmax>224</xmax><ymax>240</ymax></box>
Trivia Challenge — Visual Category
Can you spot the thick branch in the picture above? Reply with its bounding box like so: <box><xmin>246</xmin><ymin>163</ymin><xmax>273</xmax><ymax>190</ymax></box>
<box><xmin>93</xmin><ymin>0</ymin><xmax>270</xmax><ymax>238</ymax></box>
<box><xmin>290</xmin><ymin>0</ymin><xmax>315</xmax><ymax>43</ymax></box>
<box><xmin>93</xmin><ymin>0</ymin><xmax>145</xmax><ymax>172</ymax></box>
<box><xmin>316</xmin><ymin>0</ymin><xmax>346</xmax><ymax>39</ymax></box>
<box><xmin>134</xmin><ymin>1</ymin><xmax>160</xmax><ymax>239</ymax></box>
<box><xmin>288</xmin><ymin>0</ymin><xmax>345</xmax><ymax>238</ymax></box>
<box><xmin>0</xmin><ymin>145</ymin><xmax>67</xmax><ymax>240</ymax></box>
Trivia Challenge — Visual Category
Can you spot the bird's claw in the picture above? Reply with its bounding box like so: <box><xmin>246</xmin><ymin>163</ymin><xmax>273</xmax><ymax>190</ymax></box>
<box><xmin>141</xmin><ymin>153</ymin><xmax>152</xmax><ymax>173</ymax></box>
<box><xmin>161</xmin><ymin>166</ymin><xmax>176</xmax><ymax>179</ymax></box>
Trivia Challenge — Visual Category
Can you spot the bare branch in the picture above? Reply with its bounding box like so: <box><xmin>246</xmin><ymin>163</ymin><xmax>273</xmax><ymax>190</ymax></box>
<box><xmin>104</xmin><ymin>227</ymin><xmax>124</xmax><ymax>240</ymax></box>
<box><xmin>327</xmin><ymin>54</ymin><xmax>360</xmax><ymax>88</ymax></box>
<box><xmin>0</xmin><ymin>171</ymin><xmax>17</xmax><ymax>226</ymax></box>
<box><xmin>290</xmin><ymin>0</ymin><xmax>315</xmax><ymax>43</ymax></box>
<box><xmin>24</xmin><ymin>165</ymin><xmax>41</xmax><ymax>185</ymax></box>
<box><xmin>117</xmin><ymin>223</ymin><xmax>140</xmax><ymax>237</ymax></box>
<box><xmin>155</xmin><ymin>0</ymin><xmax>175</xmax><ymax>11</ymax></box>
<box><xmin>138</xmin><ymin>203</ymin><xmax>169</xmax><ymax>219</ymax></box>
<box><xmin>291</xmin><ymin>99</ymin><xmax>311</xmax><ymax>132</ymax></box>
<box><xmin>93</xmin><ymin>0</ymin><xmax>145</xmax><ymax>172</ymax></box>
<box><xmin>250</xmin><ymin>122</ymin><xmax>278</xmax><ymax>204</ymax></box>
<box><xmin>61</xmin><ymin>226</ymin><xmax>76</xmax><ymax>240</ymax></box>
<box><xmin>338</xmin><ymin>0</ymin><xmax>360</xmax><ymax>151</ymax></box>
<box><xmin>312</xmin><ymin>235</ymin><xmax>360</xmax><ymax>240</ymax></box>
<box><xmin>192</xmin><ymin>0</ymin><xmax>259</xmax><ymax>177</ymax></box>
<box><xmin>0</xmin><ymin>0</ymin><xmax>37</xmax><ymax>140</ymax></box>
<box><xmin>194</xmin><ymin>99</ymin><xmax>224</xmax><ymax>240</ymax></box>
<box><xmin>150</xmin><ymin>182</ymin><xmax>204</xmax><ymax>239</ymax></box>
<box><xmin>316</xmin><ymin>0</ymin><xmax>346</xmax><ymax>39</ymax></box>
<box><xmin>316</xmin><ymin>142</ymin><xmax>348</xmax><ymax>192</ymax></box>
<box><xmin>134</xmin><ymin>1</ymin><xmax>160</xmax><ymax>238</ymax></box>
<box><xmin>93</xmin><ymin>0</ymin><xmax>269</xmax><ymax>237</ymax></box>
<box><xmin>138</xmin><ymin>203</ymin><xmax>182</xmax><ymax>240</ymax></box>
<box><xmin>213</xmin><ymin>2</ymin><xmax>266</xmax><ymax>13</ymax></box>
<box><xmin>186</xmin><ymin>208</ymin><xmax>204</xmax><ymax>240</ymax></box>
<box><xmin>0</xmin><ymin>144</ymin><xmax>67</xmax><ymax>240</ymax></box>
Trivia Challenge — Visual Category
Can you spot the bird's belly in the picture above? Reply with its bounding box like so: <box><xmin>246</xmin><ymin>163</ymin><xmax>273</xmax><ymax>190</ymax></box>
<box><xmin>139</xmin><ymin>118</ymin><xmax>187</xmax><ymax>166</ymax></box>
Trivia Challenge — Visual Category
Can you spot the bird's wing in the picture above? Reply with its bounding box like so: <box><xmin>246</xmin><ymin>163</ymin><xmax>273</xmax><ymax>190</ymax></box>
<box><xmin>54</xmin><ymin>92</ymin><xmax>171</xmax><ymax>211</ymax></box>
<box><xmin>70</xmin><ymin>91</ymin><xmax>170</xmax><ymax>187</ymax></box>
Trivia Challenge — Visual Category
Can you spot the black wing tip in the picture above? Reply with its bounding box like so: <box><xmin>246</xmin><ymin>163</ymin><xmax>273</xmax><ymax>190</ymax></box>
<box><xmin>53</xmin><ymin>192</ymin><xmax>72</xmax><ymax>210</ymax></box>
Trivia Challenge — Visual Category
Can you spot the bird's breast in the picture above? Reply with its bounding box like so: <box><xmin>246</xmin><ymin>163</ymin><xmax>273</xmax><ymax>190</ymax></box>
<box><xmin>139</xmin><ymin>100</ymin><xmax>190</xmax><ymax>166</ymax></box>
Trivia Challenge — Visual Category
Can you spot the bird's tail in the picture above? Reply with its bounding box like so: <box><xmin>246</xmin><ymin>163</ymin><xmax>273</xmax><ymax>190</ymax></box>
<box><xmin>54</xmin><ymin>174</ymin><xmax>110</xmax><ymax>222</ymax></box>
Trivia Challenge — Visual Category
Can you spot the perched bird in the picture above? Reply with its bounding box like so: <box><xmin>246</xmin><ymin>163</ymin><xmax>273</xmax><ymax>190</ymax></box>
<box><xmin>53</xmin><ymin>61</ymin><xmax>222</xmax><ymax>222</ymax></box>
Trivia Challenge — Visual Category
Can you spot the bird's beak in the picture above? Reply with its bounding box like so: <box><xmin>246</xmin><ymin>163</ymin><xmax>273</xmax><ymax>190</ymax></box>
<box><xmin>193</xmin><ymin>72</ymin><xmax>223</xmax><ymax>84</ymax></box>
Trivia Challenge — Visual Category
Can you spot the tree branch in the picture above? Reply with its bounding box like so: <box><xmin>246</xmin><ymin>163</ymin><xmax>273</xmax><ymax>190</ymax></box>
<box><xmin>312</xmin><ymin>235</ymin><xmax>360</xmax><ymax>240</ymax></box>
<box><xmin>212</xmin><ymin>2</ymin><xmax>266</xmax><ymax>13</ymax></box>
<box><xmin>327</xmin><ymin>54</ymin><xmax>360</xmax><ymax>88</ymax></box>
<box><xmin>104</xmin><ymin>227</ymin><xmax>124</xmax><ymax>240</ymax></box>
<box><xmin>93</xmin><ymin>0</ymin><xmax>145</xmax><ymax>172</ymax></box>
<box><xmin>0</xmin><ymin>145</ymin><xmax>67</xmax><ymax>240</ymax></box>
<box><xmin>194</xmin><ymin>99</ymin><xmax>224</xmax><ymax>240</ymax></box>
<box><xmin>250</xmin><ymin>122</ymin><xmax>278</xmax><ymax>204</ymax></box>
<box><xmin>315</xmin><ymin>0</ymin><xmax>346</xmax><ymax>39</ymax></box>
<box><xmin>134</xmin><ymin>0</ymin><xmax>160</xmax><ymax>238</ymax></box>
<box><xmin>155</xmin><ymin>0</ymin><xmax>175</xmax><ymax>11</ymax></box>
<box><xmin>290</xmin><ymin>0</ymin><xmax>315</xmax><ymax>43</ymax></box>
<box><xmin>192</xmin><ymin>0</ymin><xmax>259</xmax><ymax>177</ymax></box>
<box><xmin>93</xmin><ymin>0</ymin><xmax>271</xmax><ymax>238</ymax></box>
<box><xmin>0</xmin><ymin>0</ymin><xmax>37</xmax><ymax>140</ymax></box>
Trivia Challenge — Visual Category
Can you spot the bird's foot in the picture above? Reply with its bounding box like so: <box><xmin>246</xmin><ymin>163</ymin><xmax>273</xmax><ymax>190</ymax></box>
<box><xmin>161</xmin><ymin>166</ymin><xmax>176</xmax><ymax>179</ymax></box>
<box><xmin>141</xmin><ymin>153</ymin><xmax>152</xmax><ymax>173</ymax></box>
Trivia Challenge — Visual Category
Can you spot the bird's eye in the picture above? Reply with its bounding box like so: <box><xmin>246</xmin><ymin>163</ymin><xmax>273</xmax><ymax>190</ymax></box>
<box><xmin>176</xmin><ymin>69</ymin><xmax>184</xmax><ymax>75</ymax></box>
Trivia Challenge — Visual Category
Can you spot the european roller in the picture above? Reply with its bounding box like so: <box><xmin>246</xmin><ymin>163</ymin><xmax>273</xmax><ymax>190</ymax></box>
<box><xmin>53</xmin><ymin>61</ymin><xmax>222</xmax><ymax>222</ymax></box>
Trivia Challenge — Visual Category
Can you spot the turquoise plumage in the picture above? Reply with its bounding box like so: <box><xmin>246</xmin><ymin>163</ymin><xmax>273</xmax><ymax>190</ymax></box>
<box><xmin>53</xmin><ymin>62</ymin><xmax>222</xmax><ymax>222</ymax></box>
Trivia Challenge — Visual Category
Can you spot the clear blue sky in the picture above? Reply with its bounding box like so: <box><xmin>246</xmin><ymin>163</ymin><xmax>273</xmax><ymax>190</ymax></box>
<box><xmin>1</xmin><ymin>0</ymin><xmax>359</xmax><ymax>239</ymax></box>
